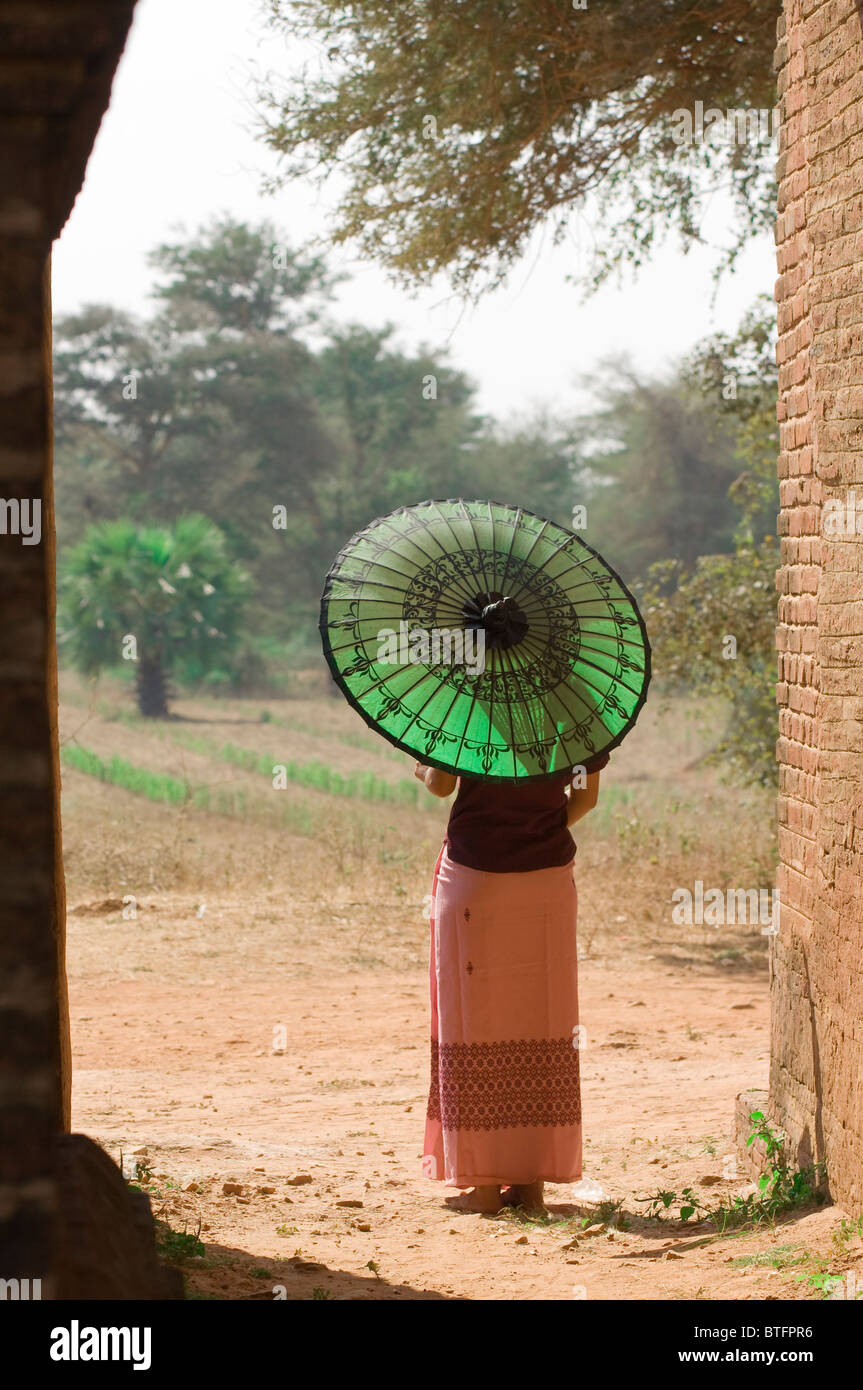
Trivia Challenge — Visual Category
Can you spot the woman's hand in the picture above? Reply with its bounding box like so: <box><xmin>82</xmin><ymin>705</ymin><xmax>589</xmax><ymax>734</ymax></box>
<box><xmin>566</xmin><ymin>770</ymin><xmax>601</xmax><ymax>827</ymax></box>
<box><xmin>414</xmin><ymin>761</ymin><xmax>457</xmax><ymax>798</ymax></box>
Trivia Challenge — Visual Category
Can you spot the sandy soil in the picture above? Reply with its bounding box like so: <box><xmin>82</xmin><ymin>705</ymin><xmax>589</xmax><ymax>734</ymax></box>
<box><xmin>60</xmin><ymin>683</ymin><xmax>858</xmax><ymax>1300</ymax></box>
<box><xmin>68</xmin><ymin>894</ymin><xmax>859</xmax><ymax>1302</ymax></box>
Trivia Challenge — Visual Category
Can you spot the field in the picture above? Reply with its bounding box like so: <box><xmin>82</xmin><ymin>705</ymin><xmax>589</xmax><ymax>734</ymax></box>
<box><xmin>59</xmin><ymin>670</ymin><xmax>862</xmax><ymax>1301</ymax></box>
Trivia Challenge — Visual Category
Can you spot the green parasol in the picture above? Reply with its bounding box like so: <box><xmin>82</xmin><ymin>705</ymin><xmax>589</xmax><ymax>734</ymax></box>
<box><xmin>320</xmin><ymin>499</ymin><xmax>651</xmax><ymax>781</ymax></box>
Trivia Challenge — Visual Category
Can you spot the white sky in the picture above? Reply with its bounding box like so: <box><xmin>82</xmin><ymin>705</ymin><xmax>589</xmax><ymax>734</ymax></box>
<box><xmin>52</xmin><ymin>0</ymin><xmax>778</xmax><ymax>421</ymax></box>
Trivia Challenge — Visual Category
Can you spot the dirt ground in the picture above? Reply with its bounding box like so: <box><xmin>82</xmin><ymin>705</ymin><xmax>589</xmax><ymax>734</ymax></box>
<box><xmin>59</xmin><ymin>682</ymin><xmax>861</xmax><ymax>1300</ymax></box>
<box><xmin>68</xmin><ymin>892</ymin><xmax>859</xmax><ymax>1302</ymax></box>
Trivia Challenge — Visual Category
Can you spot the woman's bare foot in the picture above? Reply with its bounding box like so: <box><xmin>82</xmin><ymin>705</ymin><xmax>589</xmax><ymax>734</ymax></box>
<box><xmin>501</xmin><ymin>1181</ymin><xmax>545</xmax><ymax>1211</ymax></box>
<box><xmin>445</xmin><ymin>1185</ymin><xmax>502</xmax><ymax>1214</ymax></box>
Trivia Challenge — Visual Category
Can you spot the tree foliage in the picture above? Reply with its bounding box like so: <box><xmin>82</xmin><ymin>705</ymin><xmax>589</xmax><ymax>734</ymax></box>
<box><xmin>259</xmin><ymin>0</ymin><xmax>780</xmax><ymax>294</ymax></box>
<box><xmin>640</xmin><ymin>296</ymin><xmax>780</xmax><ymax>784</ymax></box>
<box><xmin>640</xmin><ymin>546</ymin><xmax>778</xmax><ymax>785</ymax></box>
<box><xmin>681</xmin><ymin>293</ymin><xmax>779</xmax><ymax>544</ymax></box>
<box><xmin>571</xmin><ymin>360</ymin><xmax>741</xmax><ymax>578</ymax></box>
<box><xmin>54</xmin><ymin>220</ymin><xmax>780</xmax><ymax>768</ymax></box>
<box><xmin>53</xmin><ymin>218</ymin><xmax>579</xmax><ymax>676</ymax></box>
<box><xmin>59</xmin><ymin>515</ymin><xmax>251</xmax><ymax>716</ymax></box>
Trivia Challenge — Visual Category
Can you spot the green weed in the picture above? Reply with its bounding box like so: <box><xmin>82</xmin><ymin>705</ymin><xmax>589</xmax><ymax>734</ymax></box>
<box><xmin>155</xmin><ymin>1217</ymin><xmax>205</xmax><ymax>1264</ymax></box>
<box><xmin>635</xmin><ymin>1111</ymin><xmax>826</xmax><ymax>1233</ymax></box>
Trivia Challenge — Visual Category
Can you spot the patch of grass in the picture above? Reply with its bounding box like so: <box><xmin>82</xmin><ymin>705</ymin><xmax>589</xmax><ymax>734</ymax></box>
<box><xmin>778</xmin><ymin>1220</ymin><xmax>863</xmax><ymax>1299</ymax></box>
<box><xmin>169</xmin><ymin>730</ymin><xmax>425</xmax><ymax>809</ymax></box>
<box><xmin>63</xmin><ymin>738</ymin><xmax>327</xmax><ymax>839</ymax></box>
<box><xmin>569</xmin><ymin>1198</ymin><xmax>633</xmax><ymax>1231</ymax></box>
<box><xmin>796</xmin><ymin>1266</ymin><xmax>863</xmax><ymax>1300</ymax></box>
<box><xmin>496</xmin><ymin>1205</ymin><xmax>569</xmax><ymax>1230</ymax></box>
<box><xmin>831</xmin><ymin>1216</ymin><xmax>863</xmax><ymax>1252</ymax></box>
<box><xmin>599</xmin><ymin>1199</ymin><xmax>631</xmax><ymax>1230</ymax></box>
<box><xmin>155</xmin><ymin>1217</ymin><xmax>205</xmax><ymax>1264</ymax></box>
<box><xmin>729</xmin><ymin>1244</ymin><xmax>806</xmax><ymax>1270</ymax></box>
<box><xmin>62</xmin><ymin>744</ymin><xmax>189</xmax><ymax>804</ymax></box>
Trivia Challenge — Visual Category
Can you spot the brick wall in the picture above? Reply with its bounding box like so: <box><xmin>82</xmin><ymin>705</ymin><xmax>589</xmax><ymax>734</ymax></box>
<box><xmin>0</xmin><ymin>0</ymin><xmax>136</xmax><ymax>1290</ymax></box>
<box><xmin>773</xmin><ymin>0</ymin><xmax>863</xmax><ymax>1211</ymax></box>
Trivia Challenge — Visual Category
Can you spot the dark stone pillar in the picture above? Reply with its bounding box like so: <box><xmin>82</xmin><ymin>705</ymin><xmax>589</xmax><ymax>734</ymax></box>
<box><xmin>0</xmin><ymin>234</ymin><xmax>66</xmax><ymax>1291</ymax></box>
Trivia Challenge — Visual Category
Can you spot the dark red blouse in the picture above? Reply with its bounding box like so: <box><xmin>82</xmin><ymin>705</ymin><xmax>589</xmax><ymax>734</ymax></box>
<box><xmin>444</xmin><ymin>752</ymin><xmax>610</xmax><ymax>874</ymax></box>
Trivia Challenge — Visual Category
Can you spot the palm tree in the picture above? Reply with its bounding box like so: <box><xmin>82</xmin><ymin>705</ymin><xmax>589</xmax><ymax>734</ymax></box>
<box><xmin>59</xmin><ymin>515</ymin><xmax>250</xmax><ymax>717</ymax></box>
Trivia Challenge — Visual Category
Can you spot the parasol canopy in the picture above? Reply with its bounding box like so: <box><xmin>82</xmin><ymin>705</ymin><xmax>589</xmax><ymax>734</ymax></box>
<box><xmin>320</xmin><ymin>498</ymin><xmax>650</xmax><ymax>781</ymax></box>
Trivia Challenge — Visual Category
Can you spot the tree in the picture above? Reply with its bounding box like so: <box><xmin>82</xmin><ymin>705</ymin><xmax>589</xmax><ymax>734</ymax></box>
<box><xmin>459</xmin><ymin>411</ymin><xmax>580</xmax><ymax>525</ymax></box>
<box><xmin>52</xmin><ymin>220</ymin><xmax>491</xmax><ymax>653</ymax></box>
<box><xmin>259</xmin><ymin>0</ymin><xmax>780</xmax><ymax>294</ymax></box>
<box><xmin>59</xmin><ymin>516</ymin><xmax>251</xmax><ymax>717</ymax></box>
<box><xmin>639</xmin><ymin>546</ymin><xmax>778</xmax><ymax>785</ymax></box>
<box><xmin>52</xmin><ymin>218</ymin><xmax>337</xmax><ymax>535</ymax></box>
<box><xmin>149</xmin><ymin>215</ymin><xmax>334</xmax><ymax>335</ymax></box>
<box><xmin>309</xmin><ymin>324</ymin><xmax>482</xmax><ymax>515</ymax></box>
<box><xmin>640</xmin><ymin>296</ymin><xmax>780</xmax><ymax>784</ymax></box>
<box><xmin>52</xmin><ymin>218</ymin><xmax>344</xmax><ymax>654</ymax></box>
<box><xmin>681</xmin><ymin>293</ymin><xmax>779</xmax><ymax>544</ymax></box>
<box><xmin>571</xmin><ymin>359</ymin><xmax>741</xmax><ymax>578</ymax></box>
<box><xmin>57</xmin><ymin>221</ymin><xmax>781</xmax><ymax>692</ymax></box>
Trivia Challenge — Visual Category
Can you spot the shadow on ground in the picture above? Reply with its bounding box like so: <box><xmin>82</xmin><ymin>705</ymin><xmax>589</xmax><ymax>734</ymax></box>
<box><xmin>174</xmin><ymin>1237</ymin><xmax>456</xmax><ymax>1301</ymax></box>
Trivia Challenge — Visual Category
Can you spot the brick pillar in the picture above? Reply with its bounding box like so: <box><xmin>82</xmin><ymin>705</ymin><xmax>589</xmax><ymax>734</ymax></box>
<box><xmin>772</xmin><ymin>0</ymin><xmax>863</xmax><ymax>1211</ymax></box>
<box><xmin>0</xmin><ymin>230</ymin><xmax>65</xmax><ymax>1287</ymax></box>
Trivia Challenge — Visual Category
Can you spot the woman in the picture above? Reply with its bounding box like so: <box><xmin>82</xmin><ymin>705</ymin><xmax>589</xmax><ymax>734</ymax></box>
<box><xmin>416</xmin><ymin>753</ymin><xmax>608</xmax><ymax>1213</ymax></box>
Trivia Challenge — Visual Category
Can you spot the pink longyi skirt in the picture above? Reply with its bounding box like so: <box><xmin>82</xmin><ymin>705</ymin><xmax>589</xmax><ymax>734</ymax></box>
<box><xmin>422</xmin><ymin>846</ymin><xmax>582</xmax><ymax>1188</ymax></box>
